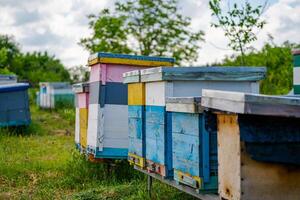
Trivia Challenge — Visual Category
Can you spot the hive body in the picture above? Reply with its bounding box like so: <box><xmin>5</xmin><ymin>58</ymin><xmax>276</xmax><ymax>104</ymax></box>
<box><xmin>39</xmin><ymin>82</ymin><xmax>74</xmax><ymax>109</ymax></box>
<box><xmin>202</xmin><ymin>90</ymin><xmax>300</xmax><ymax>199</ymax></box>
<box><xmin>0</xmin><ymin>83</ymin><xmax>31</xmax><ymax>127</ymax></box>
<box><xmin>87</xmin><ymin>53</ymin><xmax>175</xmax><ymax>159</ymax></box>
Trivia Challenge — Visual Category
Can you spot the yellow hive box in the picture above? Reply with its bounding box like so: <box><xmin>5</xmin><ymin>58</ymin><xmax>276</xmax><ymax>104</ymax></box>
<box><xmin>128</xmin><ymin>83</ymin><xmax>145</xmax><ymax>105</ymax></box>
<box><xmin>79</xmin><ymin>108</ymin><xmax>88</xmax><ymax>148</ymax></box>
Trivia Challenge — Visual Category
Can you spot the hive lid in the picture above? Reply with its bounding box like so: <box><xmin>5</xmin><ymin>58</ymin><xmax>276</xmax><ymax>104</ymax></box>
<box><xmin>0</xmin><ymin>74</ymin><xmax>17</xmax><ymax>85</ymax></box>
<box><xmin>201</xmin><ymin>89</ymin><xmax>300</xmax><ymax>117</ymax></box>
<box><xmin>72</xmin><ymin>82</ymin><xmax>89</xmax><ymax>93</ymax></box>
<box><xmin>0</xmin><ymin>83</ymin><xmax>30</xmax><ymax>93</ymax></box>
<box><xmin>123</xmin><ymin>70</ymin><xmax>141</xmax><ymax>83</ymax></box>
<box><xmin>140</xmin><ymin>66</ymin><xmax>266</xmax><ymax>82</ymax></box>
<box><xmin>166</xmin><ymin>96</ymin><xmax>203</xmax><ymax>113</ymax></box>
<box><xmin>88</xmin><ymin>52</ymin><xmax>175</xmax><ymax>67</ymax></box>
<box><xmin>292</xmin><ymin>49</ymin><xmax>300</xmax><ymax>55</ymax></box>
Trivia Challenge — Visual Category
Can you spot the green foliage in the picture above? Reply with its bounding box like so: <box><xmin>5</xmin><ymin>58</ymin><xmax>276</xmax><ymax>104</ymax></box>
<box><xmin>219</xmin><ymin>41</ymin><xmax>299</xmax><ymax>95</ymax></box>
<box><xmin>0</xmin><ymin>35</ymin><xmax>20</xmax><ymax>69</ymax></box>
<box><xmin>0</xmin><ymin>105</ymin><xmax>195</xmax><ymax>199</ymax></box>
<box><xmin>80</xmin><ymin>0</ymin><xmax>204</xmax><ymax>65</ymax></box>
<box><xmin>209</xmin><ymin>0</ymin><xmax>267</xmax><ymax>64</ymax></box>
<box><xmin>0</xmin><ymin>34</ymin><xmax>71</xmax><ymax>87</ymax></box>
<box><xmin>11</xmin><ymin>52</ymin><xmax>71</xmax><ymax>87</ymax></box>
<box><xmin>68</xmin><ymin>65</ymin><xmax>90</xmax><ymax>83</ymax></box>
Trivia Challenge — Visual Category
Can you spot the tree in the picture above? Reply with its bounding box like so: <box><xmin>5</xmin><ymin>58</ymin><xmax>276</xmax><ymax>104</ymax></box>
<box><xmin>80</xmin><ymin>0</ymin><xmax>204</xmax><ymax>65</ymax></box>
<box><xmin>11</xmin><ymin>52</ymin><xmax>71</xmax><ymax>86</ymax></box>
<box><xmin>68</xmin><ymin>65</ymin><xmax>90</xmax><ymax>83</ymax></box>
<box><xmin>218</xmin><ymin>41</ymin><xmax>300</xmax><ymax>95</ymax></box>
<box><xmin>0</xmin><ymin>34</ymin><xmax>20</xmax><ymax>70</ymax></box>
<box><xmin>209</xmin><ymin>0</ymin><xmax>267</xmax><ymax>65</ymax></box>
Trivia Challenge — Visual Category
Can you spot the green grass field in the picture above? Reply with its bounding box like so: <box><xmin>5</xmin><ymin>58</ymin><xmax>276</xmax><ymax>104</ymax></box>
<box><xmin>0</xmin><ymin>105</ymin><xmax>195</xmax><ymax>200</ymax></box>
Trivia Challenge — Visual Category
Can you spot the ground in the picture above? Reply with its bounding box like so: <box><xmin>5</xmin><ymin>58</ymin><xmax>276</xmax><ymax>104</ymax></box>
<box><xmin>0</xmin><ymin>105</ymin><xmax>195</xmax><ymax>200</ymax></box>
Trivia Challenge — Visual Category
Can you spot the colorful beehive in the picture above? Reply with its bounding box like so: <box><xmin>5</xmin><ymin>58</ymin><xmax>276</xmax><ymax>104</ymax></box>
<box><xmin>0</xmin><ymin>83</ymin><xmax>31</xmax><ymax>127</ymax></box>
<box><xmin>0</xmin><ymin>75</ymin><xmax>17</xmax><ymax>85</ymax></box>
<box><xmin>293</xmin><ymin>49</ymin><xmax>300</xmax><ymax>94</ymax></box>
<box><xmin>123</xmin><ymin>70</ymin><xmax>146</xmax><ymax>168</ymax></box>
<box><xmin>166</xmin><ymin>97</ymin><xmax>218</xmax><ymax>192</ymax></box>
<box><xmin>138</xmin><ymin>66</ymin><xmax>266</xmax><ymax>178</ymax></box>
<box><xmin>201</xmin><ymin>89</ymin><xmax>300</xmax><ymax>200</ymax></box>
<box><xmin>73</xmin><ymin>82</ymin><xmax>89</xmax><ymax>151</ymax></box>
<box><xmin>87</xmin><ymin>52</ymin><xmax>174</xmax><ymax>159</ymax></box>
<box><xmin>39</xmin><ymin>82</ymin><xmax>74</xmax><ymax>109</ymax></box>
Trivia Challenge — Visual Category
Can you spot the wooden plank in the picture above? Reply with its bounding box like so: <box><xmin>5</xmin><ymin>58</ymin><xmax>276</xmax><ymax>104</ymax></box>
<box><xmin>89</xmin><ymin>64</ymin><xmax>102</xmax><ymax>83</ymax></box>
<box><xmin>106</xmin><ymin>64</ymin><xmax>145</xmax><ymax>83</ymax></box>
<box><xmin>134</xmin><ymin>167</ymin><xmax>219</xmax><ymax>200</ymax></box>
<box><xmin>78</xmin><ymin>93</ymin><xmax>89</xmax><ymax>108</ymax></box>
<box><xmin>294</xmin><ymin>67</ymin><xmax>300</xmax><ymax>84</ymax></box>
<box><xmin>87</xmin><ymin>104</ymin><xmax>102</xmax><ymax>151</ymax></box>
<box><xmin>141</xmin><ymin>67</ymin><xmax>266</xmax><ymax>82</ymax></box>
<box><xmin>217</xmin><ymin>114</ymin><xmax>241</xmax><ymax>200</ymax></box>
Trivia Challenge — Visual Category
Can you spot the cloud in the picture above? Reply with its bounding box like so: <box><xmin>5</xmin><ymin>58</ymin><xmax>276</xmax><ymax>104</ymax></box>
<box><xmin>0</xmin><ymin>0</ymin><xmax>299</xmax><ymax>68</ymax></box>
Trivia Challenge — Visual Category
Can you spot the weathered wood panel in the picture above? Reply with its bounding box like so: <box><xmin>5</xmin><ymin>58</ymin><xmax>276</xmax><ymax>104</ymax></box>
<box><xmin>87</xmin><ymin>104</ymin><xmax>102</xmax><ymax>152</ymax></box>
<box><xmin>145</xmin><ymin>81</ymin><xmax>173</xmax><ymax>106</ymax></box>
<box><xmin>89</xmin><ymin>64</ymin><xmax>101</xmax><ymax>83</ymax></box>
<box><xmin>217</xmin><ymin>114</ymin><xmax>241</xmax><ymax>200</ymax></box>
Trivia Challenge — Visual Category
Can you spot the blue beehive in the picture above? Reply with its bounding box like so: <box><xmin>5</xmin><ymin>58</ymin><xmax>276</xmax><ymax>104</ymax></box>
<box><xmin>0</xmin><ymin>83</ymin><xmax>31</xmax><ymax>127</ymax></box>
<box><xmin>201</xmin><ymin>89</ymin><xmax>300</xmax><ymax>200</ymax></box>
<box><xmin>166</xmin><ymin>97</ymin><xmax>217</xmax><ymax>192</ymax></box>
<box><xmin>127</xmin><ymin>66</ymin><xmax>266</xmax><ymax>178</ymax></box>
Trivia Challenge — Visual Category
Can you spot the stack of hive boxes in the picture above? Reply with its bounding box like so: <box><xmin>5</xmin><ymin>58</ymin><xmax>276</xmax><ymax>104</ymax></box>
<box><xmin>39</xmin><ymin>82</ymin><xmax>74</xmax><ymax>109</ymax></box>
<box><xmin>201</xmin><ymin>90</ymin><xmax>300</xmax><ymax>199</ymax></box>
<box><xmin>86</xmin><ymin>53</ymin><xmax>174</xmax><ymax>160</ymax></box>
<box><xmin>124</xmin><ymin>66</ymin><xmax>266</xmax><ymax>192</ymax></box>
<box><xmin>73</xmin><ymin>82</ymin><xmax>89</xmax><ymax>151</ymax></box>
<box><xmin>0</xmin><ymin>75</ymin><xmax>31</xmax><ymax>127</ymax></box>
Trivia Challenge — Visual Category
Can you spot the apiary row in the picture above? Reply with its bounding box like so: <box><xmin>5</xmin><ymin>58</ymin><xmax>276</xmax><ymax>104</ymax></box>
<box><xmin>73</xmin><ymin>52</ymin><xmax>300</xmax><ymax>199</ymax></box>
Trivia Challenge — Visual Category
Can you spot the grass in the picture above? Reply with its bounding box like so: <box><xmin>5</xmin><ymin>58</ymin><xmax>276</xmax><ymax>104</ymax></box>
<box><xmin>0</xmin><ymin>104</ymin><xmax>196</xmax><ymax>200</ymax></box>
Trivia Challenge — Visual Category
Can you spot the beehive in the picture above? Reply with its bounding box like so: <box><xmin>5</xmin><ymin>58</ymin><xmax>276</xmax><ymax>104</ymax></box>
<box><xmin>39</xmin><ymin>82</ymin><xmax>74</xmax><ymax>109</ymax></box>
<box><xmin>166</xmin><ymin>97</ymin><xmax>217</xmax><ymax>192</ymax></box>
<box><xmin>201</xmin><ymin>89</ymin><xmax>300</xmax><ymax>200</ymax></box>
<box><xmin>0</xmin><ymin>83</ymin><xmax>31</xmax><ymax>127</ymax></box>
<box><xmin>73</xmin><ymin>82</ymin><xmax>89</xmax><ymax>150</ymax></box>
<box><xmin>293</xmin><ymin>49</ymin><xmax>300</xmax><ymax>94</ymax></box>
<box><xmin>123</xmin><ymin>70</ymin><xmax>146</xmax><ymax>168</ymax></box>
<box><xmin>87</xmin><ymin>52</ymin><xmax>174</xmax><ymax>159</ymax></box>
<box><xmin>139</xmin><ymin>66</ymin><xmax>266</xmax><ymax>178</ymax></box>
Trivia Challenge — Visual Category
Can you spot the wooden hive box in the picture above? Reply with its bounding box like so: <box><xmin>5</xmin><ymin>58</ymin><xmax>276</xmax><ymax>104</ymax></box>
<box><xmin>166</xmin><ymin>97</ymin><xmax>218</xmax><ymax>193</ymax></box>
<box><xmin>201</xmin><ymin>89</ymin><xmax>300</xmax><ymax>200</ymax></box>
<box><xmin>140</xmin><ymin>66</ymin><xmax>266</xmax><ymax>178</ymax></box>
<box><xmin>123</xmin><ymin>70</ymin><xmax>147</xmax><ymax>168</ymax></box>
<box><xmin>293</xmin><ymin>49</ymin><xmax>300</xmax><ymax>94</ymax></box>
<box><xmin>0</xmin><ymin>83</ymin><xmax>31</xmax><ymax>127</ymax></box>
<box><xmin>73</xmin><ymin>82</ymin><xmax>89</xmax><ymax>151</ymax></box>
<box><xmin>39</xmin><ymin>82</ymin><xmax>74</xmax><ymax>109</ymax></box>
<box><xmin>86</xmin><ymin>52</ymin><xmax>175</xmax><ymax>160</ymax></box>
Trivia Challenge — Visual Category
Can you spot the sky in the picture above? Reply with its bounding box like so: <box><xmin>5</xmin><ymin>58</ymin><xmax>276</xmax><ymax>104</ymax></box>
<box><xmin>0</xmin><ymin>0</ymin><xmax>299</xmax><ymax>68</ymax></box>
